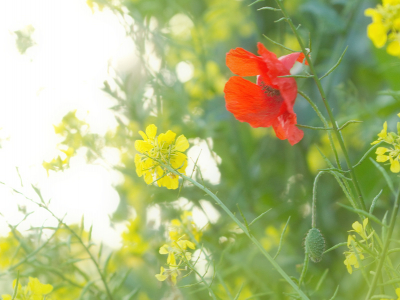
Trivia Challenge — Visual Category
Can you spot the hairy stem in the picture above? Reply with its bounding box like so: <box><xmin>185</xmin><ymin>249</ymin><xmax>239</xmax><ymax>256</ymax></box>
<box><xmin>275</xmin><ymin>0</ymin><xmax>366</xmax><ymax>211</ymax></box>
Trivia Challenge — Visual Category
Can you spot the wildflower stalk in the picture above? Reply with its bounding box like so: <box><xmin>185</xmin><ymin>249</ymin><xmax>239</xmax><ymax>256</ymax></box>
<box><xmin>0</xmin><ymin>182</ymin><xmax>115</xmax><ymax>300</ymax></box>
<box><xmin>274</xmin><ymin>0</ymin><xmax>367</xmax><ymax>211</ymax></box>
<box><xmin>365</xmin><ymin>188</ymin><xmax>400</xmax><ymax>300</ymax></box>
<box><xmin>157</xmin><ymin>161</ymin><xmax>310</xmax><ymax>300</ymax></box>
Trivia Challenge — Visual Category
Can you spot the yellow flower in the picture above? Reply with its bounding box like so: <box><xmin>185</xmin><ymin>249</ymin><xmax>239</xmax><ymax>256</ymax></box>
<box><xmin>365</xmin><ymin>1</ymin><xmax>400</xmax><ymax>56</ymax></box>
<box><xmin>155</xmin><ymin>265</ymin><xmax>180</xmax><ymax>285</ymax></box>
<box><xmin>155</xmin><ymin>266</ymin><xmax>168</xmax><ymax>282</ymax></box>
<box><xmin>344</xmin><ymin>219</ymin><xmax>373</xmax><ymax>274</ymax></box>
<box><xmin>2</xmin><ymin>277</ymin><xmax>52</xmax><ymax>300</ymax></box>
<box><xmin>28</xmin><ymin>277</ymin><xmax>53</xmax><ymax>295</ymax></box>
<box><xmin>367</xmin><ymin>22</ymin><xmax>388</xmax><ymax>48</ymax></box>
<box><xmin>344</xmin><ymin>251</ymin><xmax>364</xmax><ymax>274</ymax></box>
<box><xmin>351</xmin><ymin>218</ymin><xmax>369</xmax><ymax>240</ymax></box>
<box><xmin>134</xmin><ymin>124</ymin><xmax>189</xmax><ymax>189</ymax></box>
<box><xmin>387</xmin><ymin>40</ymin><xmax>400</xmax><ymax>56</ymax></box>
<box><xmin>390</xmin><ymin>157</ymin><xmax>400</xmax><ymax>173</ymax></box>
<box><xmin>372</xmin><ymin>117</ymin><xmax>400</xmax><ymax>173</ymax></box>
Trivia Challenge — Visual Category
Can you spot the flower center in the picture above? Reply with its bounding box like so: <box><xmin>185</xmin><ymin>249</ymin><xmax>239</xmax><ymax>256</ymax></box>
<box><xmin>261</xmin><ymin>85</ymin><xmax>281</xmax><ymax>97</ymax></box>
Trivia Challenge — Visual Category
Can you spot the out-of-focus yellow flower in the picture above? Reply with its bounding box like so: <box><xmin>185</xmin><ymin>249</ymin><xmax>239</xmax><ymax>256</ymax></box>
<box><xmin>372</xmin><ymin>116</ymin><xmax>400</xmax><ymax>173</ymax></box>
<box><xmin>134</xmin><ymin>124</ymin><xmax>189</xmax><ymax>189</ymax></box>
<box><xmin>261</xmin><ymin>224</ymin><xmax>287</xmax><ymax>251</ymax></box>
<box><xmin>343</xmin><ymin>219</ymin><xmax>373</xmax><ymax>274</ymax></box>
<box><xmin>0</xmin><ymin>232</ymin><xmax>24</xmax><ymax>269</ymax></box>
<box><xmin>156</xmin><ymin>212</ymin><xmax>200</xmax><ymax>285</ymax></box>
<box><xmin>365</xmin><ymin>0</ymin><xmax>400</xmax><ymax>57</ymax></box>
<box><xmin>2</xmin><ymin>277</ymin><xmax>53</xmax><ymax>300</ymax></box>
<box><xmin>121</xmin><ymin>217</ymin><xmax>148</xmax><ymax>255</ymax></box>
<box><xmin>350</xmin><ymin>218</ymin><xmax>369</xmax><ymax>240</ymax></box>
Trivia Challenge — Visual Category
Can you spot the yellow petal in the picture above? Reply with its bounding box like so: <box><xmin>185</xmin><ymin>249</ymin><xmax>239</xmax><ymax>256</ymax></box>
<box><xmin>135</xmin><ymin>140</ymin><xmax>153</xmax><ymax>152</ymax></box>
<box><xmin>186</xmin><ymin>240</ymin><xmax>195</xmax><ymax>249</ymax></box>
<box><xmin>367</xmin><ymin>22</ymin><xmax>387</xmax><ymax>48</ymax></box>
<box><xmin>378</xmin><ymin>122</ymin><xmax>388</xmax><ymax>138</ymax></box>
<box><xmin>174</xmin><ymin>135</ymin><xmax>189</xmax><ymax>152</ymax></box>
<box><xmin>395</xmin><ymin>287</ymin><xmax>400</xmax><ymax>297</ymax></box>
<box><xmin>1</xmin><ymin>295</ymin><xmax>12</xmax><ymax>300</ymax></box>
<box><xmin>146</xmin><ymin>124</ymin><xmax>157</xmax><ymax>139</ymax></box>
<box><xmin>144</xmin><ymin>171</ymin><xmax>153</xmax><ymax>184</ymax></box>
<box><xmin>168</xmin><ymin>177</ymin><xmax>179</xmax><ymax>190</ymax></box>
<box><xmin>363</xmin><ymin>218</ymin><xmax>368</xmax><ymax>229</ymax></box>
<box><xmin>377</xmin><ymin>154</ymin><xmax>390</xmax><ymax>162</ymax></box>
<box><xmin>155</xmin><ymin>274</ymin><xmax>168</xmax><ymax>281</ymax></box>
<box><xmin>387</xmin><ymin>41</ymin><xmax>400</xmax><ymax>57</ymax></box>
<box><xmin>167</xmin><ymin>252</ymin><xmax>176</xmax><ymax>265</ymax></box>
<box><xmin>364</xmin><ymin>8</ymin><xmax>382</xmax><ymax>23</ymax></box>
<box><xmin>376</xmin><ymin>147</ymin><xmax>389</xmax><ymax>155</ymax></box>
<box><xmin>138</xmin><ymin>130</ymin><xmax>147</xmax><ymax>140</ymax></box>
<box><xmin>347</xmin><ymin>235</ymin><xmax>355</xmax><ymax>247</ymax></box>
<box><xmin>159</xmin><ymin>245</ymin><xmax>169</xmax><ymax>254</ymax></box>
<box><xmin>158</xmin><ymin>130</ymin><xmax>176</xmax><ymax>147</ymax></box>
<box><xmin>28</xmin><ymin>277</ymin><xmax>53</xmax><ymax>294</ymax></box>
<box><xmin>170</xmin><ymin>152</ymin><xmax>187</xmax><ymax>170</ymax></box>
<box><xmin>352</xmin><ymin>221</ymin><xmax>363</xmax><ymax>234</ymax></box>
<box><xmin>390</xmin><ymin>159</ymin><xmax>400</xmax><ymax>173</ymax></box>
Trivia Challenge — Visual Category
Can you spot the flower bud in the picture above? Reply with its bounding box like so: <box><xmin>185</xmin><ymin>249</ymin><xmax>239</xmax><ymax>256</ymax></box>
<box><xmin>305</xmin><ymin>228</ymin><xmax>325</xmax><ymax>263</ymax></box>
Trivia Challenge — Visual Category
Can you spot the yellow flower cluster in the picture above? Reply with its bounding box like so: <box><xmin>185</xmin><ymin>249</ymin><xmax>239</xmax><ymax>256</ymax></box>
<box><xmin>134</xmin><ymin>124</ymin><xmax>189</xmax><ymax>189</ymax></box>
<box><xmin>372</xmin><ymin>114</ymin><xmax>400</xmax><ymax>173</ymax></box>
<box><xmin>155</xmin><ymin>211</ymin><xmax>200</xmax><ymax>285</ymax></box>
<box><xmin>365</xmin><ymin>0</ymin><xmax>400</xmax><ymax>56</ymax></box>
<box><xmin>344</xmin><ymin>218</ymin><xmax>372</xmax><ymax>274</ymax></box>
<box><xmin>2</xmin><ymin>277</ymin><xmax>53</xmax><ymax>300</ymax></box>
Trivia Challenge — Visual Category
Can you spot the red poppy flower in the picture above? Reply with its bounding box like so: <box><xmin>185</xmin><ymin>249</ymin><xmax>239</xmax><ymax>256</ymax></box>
<box><xmin>224</xmin><ymin>42</ymin><xmax>307</xmax><ymax>145</ymax></box>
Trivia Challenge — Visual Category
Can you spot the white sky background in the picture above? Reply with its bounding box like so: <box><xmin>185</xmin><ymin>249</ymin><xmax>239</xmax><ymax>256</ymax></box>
<box><xmin>0</xmin><ymin>0</ymin><xmax>133</xmax><ymax>246</ymax></box>
<box><xmin>0</xmin><ymin>0</ymin><xmax>220</xmax><ymax>247</ymax></box>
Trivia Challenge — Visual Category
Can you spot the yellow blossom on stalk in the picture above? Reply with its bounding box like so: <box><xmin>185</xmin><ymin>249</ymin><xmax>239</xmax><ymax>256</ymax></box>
<box><xmin>350</xmin><ymin>218</ymin><xmax>369</xmax><ymax>240</ymax></box>
<box><xmin>372</xmin><ymin>116</ymin><xmax>400</xmax><ymax>173</ymax></box>
<box><xmin>156</xmin><ymin>213</ymin><xmax>200</xmax><ymax>285</ymax></box>
<box><xmin>343</xmin><ymin>219</ymin><xmax>372</xmax><ymax>274</ymax></box>
<box><xmin>365</xmin><ymin>0</ymin><xmax>400</xmax><ymax>57</ymax></box>
<box><xmin>134</xmin><ymin>124</ymin><xmax>189</xmax><ymax>189</ymax></box>
<box><xmin>2</xmin><ymin>277</ymin><xmax>53</xmax><ymax>300</ymax></box>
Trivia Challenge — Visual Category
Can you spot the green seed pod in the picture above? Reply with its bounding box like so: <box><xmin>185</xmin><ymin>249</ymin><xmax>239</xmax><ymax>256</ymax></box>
<box><xmin>304</xmin><ymin>228</ymin><xmax>325</xmax><ymax>263</ymax></box>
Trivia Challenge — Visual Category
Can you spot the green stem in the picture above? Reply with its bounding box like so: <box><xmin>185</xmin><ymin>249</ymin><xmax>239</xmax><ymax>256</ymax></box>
<box><xmin>365</xmin><ymin>188</ymin><xmax>400</xmax><ymax>299</ymax></box>
<box><xmin>312</xmin><ymin>172</ymin><xmax>326</xmax><ymax>228</ymax></box>
<box><xmin>275</xmin><ymin>0</ymin><xmax>366</xmax><ymax>211</ymax></box>
<box><xmin>299</xmin><ymin>251</ymin><xmax>309</xmax><ymax>287</ymax></box>
<box><xmin>160</xmin><ymin>162</ymin><xmax>310</xmax><ymax>300</ymax></box>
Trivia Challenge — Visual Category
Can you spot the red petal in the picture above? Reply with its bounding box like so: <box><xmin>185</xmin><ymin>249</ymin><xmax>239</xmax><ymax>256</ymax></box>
<box><xmin>278</xmin><ymin>52</ymin><xmax>303</xmax><ymax>71</ymax></box>
<box><xmin>224</xmin><ymin>76</ymin><xmax>283</xmax><ymax>128</ymax></box>
<box><xmin>296</xmin><ymin>53</ymin><xmax>309</xmax><ymax>65</ymax></box>
<box><xmin>257</xmin><ymin>43</ymin><xmax>297</xmax><ymax>113</ymax></box>
<box><xmin>226</xmin><ymin>47</ymin><xmax>265</xmax><ymax>76</ymax></box>
<box><xmin>272</xmin><ymin>109</ymin><xmax>304</xmax><ymax>145</ymax></box>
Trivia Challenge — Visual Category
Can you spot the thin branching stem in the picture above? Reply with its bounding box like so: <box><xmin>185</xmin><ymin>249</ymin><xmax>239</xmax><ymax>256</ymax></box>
<box><xmin>275</xmin><ymin>0</ymin><xmax>367</xmax><ymax>211</ymax></box>
<box><xmin>365</xmin><ymin>188</ymin><xmax>400</xmax><ymax>299</ymax></box>
<box><xmin>158</xmin><ymin>162</ymin><xmax>310</xmax><ymax>300</ymax></box>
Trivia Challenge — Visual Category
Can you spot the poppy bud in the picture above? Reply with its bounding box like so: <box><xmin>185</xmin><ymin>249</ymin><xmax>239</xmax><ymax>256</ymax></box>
<box><xmin>304</xmin><ymin>228</ymin><xmax>325</xmax><ymax>263</ymax></box>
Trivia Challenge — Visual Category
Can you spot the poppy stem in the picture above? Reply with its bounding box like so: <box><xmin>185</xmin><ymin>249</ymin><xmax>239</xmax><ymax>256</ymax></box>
<box><xmin>274</xmin><ymin>0</ymin><xmax>367</xmax><ymax>212</ymax></box>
